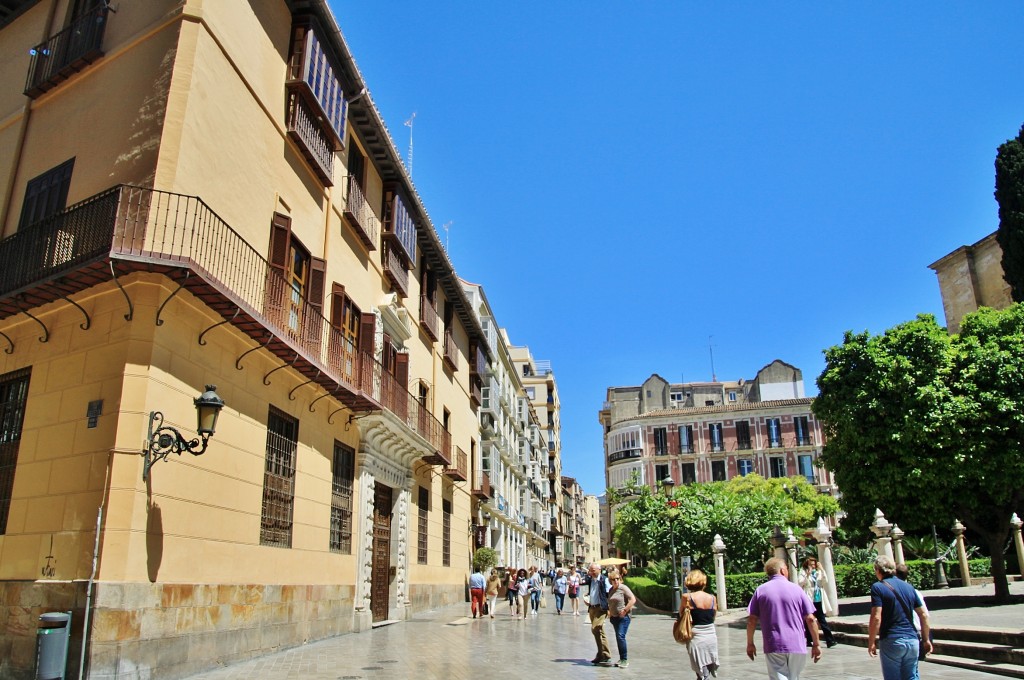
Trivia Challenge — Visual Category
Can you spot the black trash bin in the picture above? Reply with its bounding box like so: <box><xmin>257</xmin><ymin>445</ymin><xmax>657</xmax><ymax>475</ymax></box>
<box><xmin>36</xmin><ymin>611</ymin><xmax>71</xmax><ymax>680</ymax></box>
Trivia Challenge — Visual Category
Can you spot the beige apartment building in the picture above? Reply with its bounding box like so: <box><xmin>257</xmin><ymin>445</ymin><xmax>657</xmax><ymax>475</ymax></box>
<box><xmin>929</xmin><ymin>231</ymin><xmax>1013</xmax><ymax>333</ymax></box>
<box><xmin>0</xmin><ymin>1</ymin><xmax>491</xmax><ymax>677</ymax></box>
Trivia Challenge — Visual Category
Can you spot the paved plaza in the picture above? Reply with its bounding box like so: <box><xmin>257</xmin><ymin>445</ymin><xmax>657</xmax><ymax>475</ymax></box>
<box><xmin>181</xmin><ymin>593</ymin><xmax>1017</xmax><ymax>680</ymax></box>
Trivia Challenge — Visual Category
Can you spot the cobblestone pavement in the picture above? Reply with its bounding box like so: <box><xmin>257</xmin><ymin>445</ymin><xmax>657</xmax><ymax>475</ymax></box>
<box><xmin>182</xmin><ymin>603</ymin><xmax>1010</xmax><ymax>680</ymax></box>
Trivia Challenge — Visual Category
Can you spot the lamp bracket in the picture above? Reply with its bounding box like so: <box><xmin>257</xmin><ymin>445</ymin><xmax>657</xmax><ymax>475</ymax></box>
<box><xmin>143</xmin><ymin>411</ymin><xmax>210</xmax><ymax>481</ymax></box>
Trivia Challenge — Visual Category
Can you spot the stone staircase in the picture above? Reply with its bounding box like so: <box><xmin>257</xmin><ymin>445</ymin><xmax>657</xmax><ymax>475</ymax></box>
<box><xmin>831</xmin><ymin>620</ymin><xmax>1024</xmax><ymax>678</ymax></box>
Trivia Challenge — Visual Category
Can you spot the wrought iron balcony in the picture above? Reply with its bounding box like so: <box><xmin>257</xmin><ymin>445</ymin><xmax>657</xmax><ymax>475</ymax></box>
<box><xmin>442</xmin><ymin>329</ymin><xmax>458</xmax><ymax>371</ymax></box>
<box><xmin>25</xmin><ymin>4</ymin><xmax>108</xmax><ymax>98</ymax></box>
<box><xmin>444</xmin><ymin>445</ymin><xmax>468</xmax><ymax>482</ymax></box>
<box><xmin>419</xmin><ymin>295</ymin><xmax>438</xmax><ymax>340</ymax></box>
<box><xmin>472</xmin><ymin>469</ymin><xmax>492</xmax><ymax>500</ymax></box>
<box><xmin>0</xmin><ymin>185</ymin><xmax>449</xmax><ymax>455</ymax></box>
<box><xmin>286</xmin><ymin>90</ymin><xmax>334</xmax><ymax>186</ymax></box>
<box><xmin>470</xmin><ymin>342</ymin><xmax>487</xmax><ymax>377</ymax></box>
<box><xmin>342</xmin><ymin>176</ymin><xmax>378</xmax><ymax>250</ymax></box>
<box><xmin>469</xmin><ymin>379</ymin><xmax>481</xmax><ymax>408</ymax></box>
<box><xmin>382</xmin><ymin>244</ymin><xmax>409</xmax><ymax>297</ymax></box>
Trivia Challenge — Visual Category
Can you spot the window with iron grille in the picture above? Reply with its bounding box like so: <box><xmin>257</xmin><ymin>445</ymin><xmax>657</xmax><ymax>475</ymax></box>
<box><xmin>0</xmin><ymin>368</ymin><xmax>31</xmax><ymax>535</ymax></box>
<box><xmin>417</xmin><ymin>486</ymin><xmax>428</xmax><ymax>564</ymax></box>
<box><xmin>442</xmin><ymin>498</ymin><xmax>452</xmax><ymax>567</ymax></box>
<box><xmin>260</xmin><ymin>406</ymin><xmax>298</xmax><ymax>548</ymax></box>
<box><xmin>330</xmin><ymin>440</ymin><xmax>354</xmax><ymax>553</ymax></box>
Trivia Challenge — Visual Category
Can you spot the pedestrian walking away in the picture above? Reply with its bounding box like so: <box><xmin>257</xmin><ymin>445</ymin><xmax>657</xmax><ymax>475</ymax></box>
<box><xmin>552</xmin><ymin>568</ymin><xmax>567</xmax><ymax>615</ymax></box>
<box><xmin>798</xmin><ymin>557</ymin><xmax>837</xmax><ymax>648</ymax></box>
<box><xmin>746</xmin><ymin>557</ymin><xmax>821</xmax><ymax>680</ymax></box>
<box><xmin>584</xmin><ymin>562</ymin><xmax>613</xmax><ymax>665</ymax></box>
<box><xmin>485</xmin><ymin>568</ymin><xmax>501</xmax><ymax>619</ymax></box>
<box><xmin>867</xmin><ymin>555</ymin><xmax>932</xmax><ymax>680</ymax></box>
<box><xmin>606</xmin><ymin>568</ymin><xmax>636</xmax><ymax>668</ymax></box>
<box><xmin>682</xmin><ymin>568</ymin><xmax>720</xmax><ymax>680</ymax></box>
<box><xmin>469</xmin><ymin>567</ymin><xmax>486</xmax><ymax>618</ymax></box>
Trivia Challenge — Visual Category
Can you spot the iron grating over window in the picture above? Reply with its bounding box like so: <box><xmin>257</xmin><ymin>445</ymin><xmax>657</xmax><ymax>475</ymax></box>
<box><xmin>261</xmin><ymin>406</ymin><xmax>297</xmax><ymax>548</ymax></box>
<box><xmin>330</xmin><ymin>440</ymin><xmax>354</xmax><ymax>553</ymax></box>
<box><xmin>417</xmin><ymin>486</ymin><xmax>428</xmax><ymax>564</ymax></box>
<box><xmin>0</xmin><ymin>367</ymin><xmax>31</xmax><ymax>535</ymax></box>
<box><xmin>442</xmin><ymin>498</ymin><xmax>451</xmax><ymax>567</ymax></box>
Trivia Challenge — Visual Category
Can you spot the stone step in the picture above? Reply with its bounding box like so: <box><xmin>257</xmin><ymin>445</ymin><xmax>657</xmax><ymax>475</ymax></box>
<box><xmin>831</xmin><ymin>620</ymin><xmax>1024</xmax><ymax>648</ymax></box>
<box><xmin>834</xmin><ymin>630</ymin><xmax>1024</xmax><ymax>666</ymax></box>
<box><xmin>926</xmin><ymin>654</ymin><xmax>1024</xmax><ymax>680</ymax></box>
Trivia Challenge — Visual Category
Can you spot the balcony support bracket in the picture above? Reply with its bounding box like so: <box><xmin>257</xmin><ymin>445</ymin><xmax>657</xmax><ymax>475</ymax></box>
<box><xmin>17</xmin><ymin>296</ymin><xmax>49</xmax><ymax>343</ymax></box>
<box><xmin>60</xmin><ymin>295</ymin><xmax>91</xmax><ymax>330</ymax></box>
<box><xmin>263</xmin><ymin>352</ymin><xmax>299</xmax><ymax>386</ymax></box>
<box><xmin>198</xmin><ymin>307</ymin><xmax>240</xmax><ymax>346</ymax></box>
<box><xmin>236</xmin><ymin>331</ymin><xmax>272</xmax><ymax>370</ymax></box>
<box><xmin>309</xmin><ymin>387</ymin><xmax>337</xmax><ymax>413</ymax></box>
<box><xmin>0</xmin><ymin>330</ymin><xmax>12</xmax><ymax>354</ymax></box>
<box><xmin>288</xmin><ymin>370</ymin><xmax>320</xmax><ymax>401</ymax></box>
<box><xmin>327</xmin><ymin>404</ymin><xmax>351</xmax><ymax>425</ymax></box>
<box><xmin>156</xmin><ymin>270</ymin><xmax>190</xmax><ymax>326</ymax></box>
<box><xmin>109</xmin><ymin>261</ymin><xmax>133</xmax><ymax>321</ymax></box>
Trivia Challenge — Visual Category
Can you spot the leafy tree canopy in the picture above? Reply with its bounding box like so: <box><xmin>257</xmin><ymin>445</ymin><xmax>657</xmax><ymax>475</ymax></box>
<box><xmin>609</xmin><ymin>473</ymin><xmax>836</xmax><ymax>574</ymax></box>
<box><xmin>995</xmin><ymin>124</ymin><xmax>1024</xmax><ymax>301</ymax></box>
<box><xmin>813</xmin><ymin>307</ymin><xmax>1024</xmax><ymax>599</ymax></box>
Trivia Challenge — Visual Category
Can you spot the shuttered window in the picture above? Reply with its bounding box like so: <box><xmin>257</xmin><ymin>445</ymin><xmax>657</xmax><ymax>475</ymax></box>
<box><xmin>18</xmin><ymin>159</ymin><xmax>74</xmax><ymax>230</ymax></box>
<box><xmin>0</xmin><ymin>368</ymin><xmax>31</xmax><ymax>534</ymax></box>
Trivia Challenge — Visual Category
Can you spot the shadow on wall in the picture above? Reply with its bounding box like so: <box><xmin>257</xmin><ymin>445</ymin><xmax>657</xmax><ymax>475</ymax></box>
<box><xmin>147</xmin><ymin>500</ymin><xmax>163</xmax><ymax>583</ymax></box>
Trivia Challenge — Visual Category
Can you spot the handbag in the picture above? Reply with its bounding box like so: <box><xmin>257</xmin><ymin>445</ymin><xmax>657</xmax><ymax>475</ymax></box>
<box><xmin>540</xmin><ymin>595</ymin><xmax>547</xmax><ymax>608</ymax></box>
<box><xmin>673</xmin><ymin>595</ymin><xmax>694</xmax><ymax>644</ymax></box>
<box><xmin>483</xmin><ymin>601</ymin><xmax>489</xmax><ymax>615</ymax></box>
<box><xmin>882</xmin><ymin>580</ymin><xmax>929</xmax><ymax>660</ymax></box>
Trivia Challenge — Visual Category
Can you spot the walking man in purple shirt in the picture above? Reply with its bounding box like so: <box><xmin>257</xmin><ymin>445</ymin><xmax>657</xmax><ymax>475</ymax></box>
<box><xmin>746</xmin><ymin>557</ymin><xmax>821</xmax><ymax>679</ymax></box>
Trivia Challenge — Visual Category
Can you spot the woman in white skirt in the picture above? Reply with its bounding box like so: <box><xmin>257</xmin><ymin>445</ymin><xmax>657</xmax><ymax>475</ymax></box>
<box><xmin>681</xmin><ymin>569</ymin><xmax>719</xmax><ymax>680</ymax></box>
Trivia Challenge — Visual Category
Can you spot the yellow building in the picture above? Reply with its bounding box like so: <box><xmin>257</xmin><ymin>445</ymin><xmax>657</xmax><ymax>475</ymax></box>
<box><xmin>928</xmin><ymin>231</ymin><xmax>1013</xmax><ymax>334</ymax></box>
<box><xmin>0</xmin><ymin>1</ymin><xmax>487</xmax><ymax>677</ymax></box>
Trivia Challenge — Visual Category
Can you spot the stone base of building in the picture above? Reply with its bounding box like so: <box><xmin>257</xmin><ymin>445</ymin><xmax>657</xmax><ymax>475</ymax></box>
<box><xmin>0</xmin><ymin>580</ymin><xmax>468</xmax><ymax>679</ymax></box>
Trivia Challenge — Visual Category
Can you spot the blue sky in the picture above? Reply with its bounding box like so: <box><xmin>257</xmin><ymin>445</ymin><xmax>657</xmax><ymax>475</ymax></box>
<box><xmin>330</xmin><ymin>2</ymin><xmax>1024</xmax><ymax>495</ymax></box>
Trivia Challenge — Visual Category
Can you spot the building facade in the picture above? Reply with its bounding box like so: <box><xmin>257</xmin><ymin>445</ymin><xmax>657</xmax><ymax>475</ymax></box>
<box><xmin>461</xmin><ymin>282</ymin><xmax>550</xmax><ymax>570</ymax></box>
<box><xmin>599</xmin><ymin>361</ymin><xmax>835</xmax><ymax>496</ymax></box>
<box><xmin>0</xmin><ymin>1</ymin><xmax>495</xmax><ymax>677</ymax></box>
<box><xmin>929</xmin><ymin>231</ymin><xmax>1013</xmax><ymax>334</ymax></box>
<box><xmin>509</xmin><ymin>346</ymin><xmax>565</xmax><ymax>568</ymax></box>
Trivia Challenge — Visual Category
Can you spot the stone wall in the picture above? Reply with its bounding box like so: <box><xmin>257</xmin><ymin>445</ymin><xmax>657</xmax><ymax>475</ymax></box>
<box><xmin>0</xmin><ymin>580</ymin><xmax>356</xmax><ymax>680</ymax></box>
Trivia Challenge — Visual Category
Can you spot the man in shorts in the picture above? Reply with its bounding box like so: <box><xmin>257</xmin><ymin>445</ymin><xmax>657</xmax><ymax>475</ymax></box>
<box><xmin>746</xmin><ymin>557</ymin><xmax>821</xmax><ymax>679</ymax></box>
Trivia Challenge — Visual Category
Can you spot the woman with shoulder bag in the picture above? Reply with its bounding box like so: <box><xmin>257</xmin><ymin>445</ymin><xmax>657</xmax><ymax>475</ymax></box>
<box><xmin>682</xmin><ymin>569</ymin><xmax>719</xmax><ymax>680</ymax></box>
<box><xmin>567</xmin><ymin>566</ymin><xmax>582</xmax><ymax>616</ymax></box>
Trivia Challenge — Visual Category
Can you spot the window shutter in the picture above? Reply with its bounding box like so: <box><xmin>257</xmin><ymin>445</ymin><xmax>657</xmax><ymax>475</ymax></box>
<box><xmin>330</xmin><ymin>283</ymin><xmax>345</xmax><ymax>328</ymax></box>
<box><xmin>265</xmin><ymin>213</ymin><xmax>291</xmax><ymax>327</ymax></box>
<box><xmin>358</xmin><ymin>312</ymin><xmax>376</xmax><ymax>355</ymax></box>
<box><xmin>308</xmin><ymin>257</ymin><xmax>326</xmax><ymax>315</ymax></box>
<box><xmin>395</xmin><ymin>352</ymin><xmax>409</xmax><ymax>390</ymax></box>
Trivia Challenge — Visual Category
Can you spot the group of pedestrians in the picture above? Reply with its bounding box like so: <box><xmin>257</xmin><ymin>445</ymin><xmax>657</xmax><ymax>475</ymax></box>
<box><xmin>472</xmin><ymin>552</ymin><xmax>930</xmax><ymax>680</ymax></box>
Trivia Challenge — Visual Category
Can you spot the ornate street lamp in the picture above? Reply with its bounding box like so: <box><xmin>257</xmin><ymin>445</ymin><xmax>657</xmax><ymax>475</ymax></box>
<box><xmin>143</xmin><ymin>385</ymin><xmax>225</xmax><ymax>481</ymax></box>
<box><xmin>662</xmin><ymin>476</ymin><xmax>682</xmax><ymax>615</ymax></box>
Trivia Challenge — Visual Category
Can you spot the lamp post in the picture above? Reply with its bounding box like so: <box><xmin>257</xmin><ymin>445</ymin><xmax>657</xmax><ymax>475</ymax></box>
<box><xmin>662</xmin><ymin>476</ymin><xmax>681</xmax><ymax>615</ymax></box>
<box><xmin>143</xmin><ymin>385</ymin><xmax>225</xmax><ymax>481</ymax></box>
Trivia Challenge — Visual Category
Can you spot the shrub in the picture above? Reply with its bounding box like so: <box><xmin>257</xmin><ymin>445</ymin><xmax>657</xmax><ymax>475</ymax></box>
<box><xmin>947</xmin><ymin>557</ymin><xmax>991</xmax><ymax>580</ymax></box>
<box><xmin>624</xmin><ymin>575</ymin><xmax>671</xmax><ymax>610</ymax></box>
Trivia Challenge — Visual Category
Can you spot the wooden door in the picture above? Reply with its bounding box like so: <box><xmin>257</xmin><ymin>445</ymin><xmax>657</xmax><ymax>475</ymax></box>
<box><xmin>371</xmin><ymin>482</ymin><xmax>393</xmax><ymax>622</ymax></box>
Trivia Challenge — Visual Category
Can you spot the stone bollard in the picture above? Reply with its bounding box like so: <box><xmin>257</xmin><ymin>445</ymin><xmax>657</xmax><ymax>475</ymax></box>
<box><xmin>952</xmin><ymin>519</ymin><xmax>972</xmax><ymax>587</ymax></box>
<box><xmin>1011</xmin><ymin>514</ymin><xmax>1024</xmax><ymax>580</ymax></box>
<box><xmin>786</xmin><ymin>528</ymin><xmax>800</xmax><ymax>585</ymax></box>
<box><xmin>713</xmin><ymin>534</ymin><xmax>727</xmax><ymax>612</ymax></box>
<box><xmin>891</xmin><ymin>524</ymin><xmax>905</xmax><ymax>566</ymax></box>
<box><xmin>813</xmin><ymin>517</ymin><xmax>839</xmax><ymax>616</ymax></box>
<box><xmin>870</xmin><ymin>509</ymin><xmax>894</xmax><ymax>561</ymax></box>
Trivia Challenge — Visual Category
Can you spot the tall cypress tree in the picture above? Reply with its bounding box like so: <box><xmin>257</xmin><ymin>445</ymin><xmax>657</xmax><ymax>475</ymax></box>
<box><xmin>995</xmin><ymin>124</ymin><xmax>1024</xmax><ymax>302</ymax></box>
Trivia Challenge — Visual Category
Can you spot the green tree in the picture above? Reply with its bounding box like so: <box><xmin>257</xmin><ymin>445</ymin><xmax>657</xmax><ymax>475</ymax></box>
<box><xmin>813</xmin><ymin>308</ymin><xmax>1024</xmax><ymax>600</ymax></box>
<box><xmin>472</xmin><ymin>547</ymin><xmax>498</xmax><ymax>573</ymax></box>
<box><xmin>995</xmin><ymin>124</ymin><xmax>1024</xmax><ymax>301</ymax></box>
<box><xmin>609</xmin><ymin>475</ymin><xmax>830</xmax><ymax>574</ymax></box>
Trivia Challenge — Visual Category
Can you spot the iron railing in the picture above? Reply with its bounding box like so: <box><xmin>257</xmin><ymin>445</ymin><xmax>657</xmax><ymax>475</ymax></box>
<box><xmin>25</xmin><ymin>4</ymin><xmax>108</xmax><ymax>98</ymax></box>
<box><xmin>343</xmin><ymin>176</ymin><xmax>378</xmax><ymax>249</ymax></box>
<box><xmin>444</xmin><ymin>445</ymin><xmax>468</xmax><ymax>481</ymax></box>
<box><xmin>0</xmin><ymin>185</ymin><xmax>448</xmax><ymax>453</ymax></box>
<box><xmin>286</xmin><ymin>91</ymin><xmax>334</xmax><ymax>185</ymax></box>
<box><xmin>472</xmin><ymin>469</ymin><xmax>491</xmax><ymax>499</ymax></box>
<box><xmin>383</xmin><ymin>244</ymin><xmax>409</xmax><ymax>297</ymax></box>
<box><xmin>442</xmin><ymin>329</ymin><xmax>458</xmax><ymax>370</ymax></box>
<box><xmin>419</xmin><ymin>295</ymin><xmax>438</xmax><ymax>340</ymax></box>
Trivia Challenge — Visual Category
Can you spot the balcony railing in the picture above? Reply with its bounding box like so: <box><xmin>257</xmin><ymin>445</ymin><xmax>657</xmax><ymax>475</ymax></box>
<box><xmin>472</xmin><ymin>469</ymin><xmax>492</xmax><ymax>500</ymax></box>
<box><xmin>419</xmin><ymin>295</ymin><xmax>438</xmax><ymax>340</ymax></box>
<box><xmin>469</xmin><ymin>379</ymin><xmax>481</xmax><ymax>408</ymax></box>
<box><xmin>286</xmin><ymin>91</ymin><xmax>334</xmax><ymax>186</ymax></box>
<box><xmin>342</xmin><ymin>176</ymin><xmax>378</xmax><ymax>249</ymax></box>
<box><xmin>382</xmin><ymin>244</ymin><xmax>408</xmax><ymax>297</ymax></box>
<box><xmin>442</xmin><ymin>330</ymin><xmax>458</xmax><ymax>371</ymax></box>
<box><xmin>678</xmin><ymin>443</ymin><xmax>694</xmax><ymax>454</ymax></box>
<box><xmin>608</xmin><ymin>450</ymin><xmax>641</xmax><ymax>463</ymax></box>
<box><xmin>470</xmin><ymin>343</ymin><xmax>487</xmax><ymax>377</ymax></box>
<box><xmin>444</xmin><ymin>446</ymin><xmax>468</xmax><ymax>481</ymax></box>
<box><xmin>25</xmin><ymin>5</ymin><xmax>108</xmax><ymax>98</ymax></box>
<box><xmin>0</xmin><ymin>185</ymin><xmax>451</xmax><ymax>459</ymax></box>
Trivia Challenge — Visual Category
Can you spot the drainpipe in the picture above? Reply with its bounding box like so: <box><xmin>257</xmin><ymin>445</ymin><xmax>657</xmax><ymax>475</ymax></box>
<box><xmin>79</xmin><ymin>448</ymin><xmax>114</xmax><ymax>680</ymax></box>
<box><xmin>0</xmin><ymin>0</ymin><xmax>61</xmax><ymax>238</ymax></box>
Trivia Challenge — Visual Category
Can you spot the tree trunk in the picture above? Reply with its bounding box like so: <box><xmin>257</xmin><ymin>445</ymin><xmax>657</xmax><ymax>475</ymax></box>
<box><xmin>987</xmin><ymin>534</ymin><xmax>1011</xmax><ymax>602</ymax></box>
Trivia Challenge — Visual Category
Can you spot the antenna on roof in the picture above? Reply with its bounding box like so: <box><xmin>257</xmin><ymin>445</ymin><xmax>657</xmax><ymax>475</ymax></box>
<box><xmin>404</xmin><ymin>112</ymin><xmax>417</xmax><ymax>176</ymax></box>
<box><xmin>443</xmin><ymin>221</ymin><xmax>453</xmax><ymax>253</ymax></box>
<box><xmin>709</xmin><ymin>336</ymin><xmax>717</xmax><ymax>382</ymax></box>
